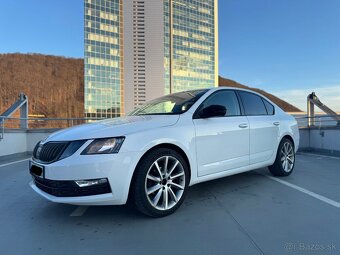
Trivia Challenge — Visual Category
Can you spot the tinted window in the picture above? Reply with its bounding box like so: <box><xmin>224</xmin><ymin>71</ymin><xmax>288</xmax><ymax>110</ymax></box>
<box><xmin>239</xmin><ymin>91</ymin><xmax>267</xmax><ymax>116</ymax></box>
<box><xmin>200</xmin><ymin>90</ymin><xmax>241</xmax><ymax>117</ymax></box>
<box><xmin>262</xmin><ymin>99</ymin><xmax>275</xmax><ymax>115</ymax></box>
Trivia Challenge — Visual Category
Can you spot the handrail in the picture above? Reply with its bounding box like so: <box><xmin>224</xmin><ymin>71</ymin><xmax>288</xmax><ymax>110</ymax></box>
<box><xmin>1</xmin><ymin>117</ymin><xmax>104</xmax><ymax>121</ymax></box>
<box><xmin>294</xmin><ymin>114</ymin><xmax>340</xmax><ymax>120</ymax></box>
<box><xmin>0</xmin><ymin>116</ymin><xmax>105</xmax><ymax>141</ymax></box>
<box><xmin>1</xmin><ymin>114</ymin><xmax>339</xmax><ymax>141</ymax></box>
<box><xmin>294</xmin><ymin>114</ymin><xmax>340</xmax><ymax>129</ymax></box>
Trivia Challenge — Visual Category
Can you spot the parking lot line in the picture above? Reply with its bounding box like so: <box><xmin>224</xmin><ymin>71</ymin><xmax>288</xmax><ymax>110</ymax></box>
<box><xmin>264</xmin><ymin>175</ymin><xmax>340</xmax><ymax>208</ymax></box>
<box><xmin>298</xmin><ymin>152</ymin><xmax>340</xmax><ymax>160</ymax></box>
<box><xmin>0</xmin><ymin>158</ymin><xmax>31</xmax><ymax>168</ymax></box>
<box><xmin>70</xmin><ymin>206</ymin><xmax>89</xmax><ymax>217</ymax></box>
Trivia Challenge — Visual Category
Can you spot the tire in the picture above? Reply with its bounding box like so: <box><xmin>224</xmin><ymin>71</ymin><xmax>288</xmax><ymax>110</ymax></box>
<box><xmin>132</xmin><ymin>148</ymin><xmax>189</xmax><ymax>217</ymax></box>
<box><xmin>268</xmin><ymin>138</ymin><xmax>295</xmax><ymax>177</ymax></box>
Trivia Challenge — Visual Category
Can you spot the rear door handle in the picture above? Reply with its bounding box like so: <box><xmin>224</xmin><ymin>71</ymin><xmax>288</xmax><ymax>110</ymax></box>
<box><xmin>273</xmin><ymin>121</ymin><xmax>280</xmax><ymax>126</ymax></box>
<box><xmin>239</xmin><ymin>123</ymin><xmax>248</xmax><ymax>128</ymax></box>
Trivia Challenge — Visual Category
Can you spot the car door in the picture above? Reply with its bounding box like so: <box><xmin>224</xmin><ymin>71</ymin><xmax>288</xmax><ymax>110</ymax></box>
<box><xmin>237</xmin><ymin>91</ymin><xmax>280</xmax><ymax>165</ymax></box>
<box><xmin>193</xmin><ymin>90</ymin><xmax>250</xmax><ymax>177</ymax></box>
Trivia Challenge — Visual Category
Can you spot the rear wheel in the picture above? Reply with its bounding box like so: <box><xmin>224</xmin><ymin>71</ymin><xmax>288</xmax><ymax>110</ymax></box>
<box><xmin>132</xmin><ymin>148</ymin><xmax>189</xmax><ymax>217</ymax></box>
<box><xmin>269</xmin><ymin>138</ymin><xmax>295</xmax><ymax>176</ymax></box>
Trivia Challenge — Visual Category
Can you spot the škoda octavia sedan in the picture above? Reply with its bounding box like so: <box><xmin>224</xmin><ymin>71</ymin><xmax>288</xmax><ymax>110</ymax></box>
<box><xmin>30</xmin><ymin>88</ymin><xmax>299</xmax><ymax>217</ymax></box>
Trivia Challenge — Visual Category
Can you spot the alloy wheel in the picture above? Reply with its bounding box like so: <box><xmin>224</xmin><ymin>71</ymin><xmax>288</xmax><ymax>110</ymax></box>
<box><xmin>280</xmin><ymin>142</ymin><xmax>295</xmax><ymax>172</ymax></box>
<box><xmin>144</xmin><ymin>156</ymin><xmax>185</xmax><ymax>211</ymax></box>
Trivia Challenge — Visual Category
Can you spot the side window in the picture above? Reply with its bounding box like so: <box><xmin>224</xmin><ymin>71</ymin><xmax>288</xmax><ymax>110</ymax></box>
<box><xmin>262</xmin><ymin>99</ymin><xmax>275</xmax><ymax>115</ymax></box>
<box><xmin>200</xmin><ymin>90</ymin><xmax>241</xmax><ymax>116</ymax></box>
<box><xmin>239</xmin><ymin>91</ymin><xmax>267</xmax><ymax>116</ymax></box>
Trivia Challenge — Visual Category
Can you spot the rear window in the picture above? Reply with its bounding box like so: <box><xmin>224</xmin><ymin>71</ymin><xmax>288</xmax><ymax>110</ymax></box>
<box><xmin>238</xmin><ymin>91</ymin><xmax>267</xmax><ymax>116</ymax></box>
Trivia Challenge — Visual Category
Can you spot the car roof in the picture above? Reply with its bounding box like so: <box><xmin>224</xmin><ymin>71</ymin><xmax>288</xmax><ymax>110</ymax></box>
<box><xmin>209</xmin><ymin>86</ymin><xmax>253</xmax><ymax>92</ymax></box>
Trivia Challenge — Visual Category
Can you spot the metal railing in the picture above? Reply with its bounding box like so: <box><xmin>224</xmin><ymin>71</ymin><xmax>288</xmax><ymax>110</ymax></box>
<box><xmin>0</xmin><ymin>92</ymin><xmax>29</xmax><ymax>129</ymax></box>
<box><xmin>294</xmin><ymin>114</ymin><xmax>340</xmax><ymax>129</ymax></box>
<box><xmin>1</xmin><ymin>114</ymin><xmax>339</xmax><ymax>141</ymax></box>
<box><xmin>0</xmin><ymin>116</ymin><xmax>104</xmax><ymax>140</ymax></box>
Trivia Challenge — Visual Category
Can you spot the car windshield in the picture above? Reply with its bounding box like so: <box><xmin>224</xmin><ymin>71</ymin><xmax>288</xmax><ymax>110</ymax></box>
<box><xmin>129</xmin><ymin>89</ymin><xmax>208</xmax><ymax>116</ymax></box>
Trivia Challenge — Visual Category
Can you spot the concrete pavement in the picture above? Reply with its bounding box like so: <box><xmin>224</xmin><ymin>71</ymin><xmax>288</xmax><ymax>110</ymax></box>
<box><xmin>0</xmin><ymin>153</ymin><xmax>339</xmax><ymax>255</ymax></box>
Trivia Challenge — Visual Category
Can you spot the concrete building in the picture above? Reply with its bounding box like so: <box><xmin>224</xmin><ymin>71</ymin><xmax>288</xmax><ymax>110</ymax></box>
<box><xmin>84</xmin><ymin>0</ymin><xmax>218</xmax><ymax>118</ymax></box>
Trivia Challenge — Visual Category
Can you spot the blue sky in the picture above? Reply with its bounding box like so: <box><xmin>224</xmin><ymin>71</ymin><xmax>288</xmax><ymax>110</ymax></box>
<box><xmin>219</xmin><ymin>0</ymin><xmax>340</xmax><ymax>111</ymax></box>
<box><xmin>0</xmin><ymin>0</ymin><xmax>83</xmax><ymax>57</ymax></box>
<box><xmin>0</xmin><ymin>0</ymin><xmax>339</xmax><ymax>111</ymax></box>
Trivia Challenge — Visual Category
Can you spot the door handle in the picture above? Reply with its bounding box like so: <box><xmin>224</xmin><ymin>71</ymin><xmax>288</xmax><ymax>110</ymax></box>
<box><xmin>239</xmin><ymin>123</ymin><xmax>248</xmax><ymax>128</ymax></box>
<box><xmin>273</xmin><ymin>121</ymin><xmax>280</xmax><ymax>126</ymax></box>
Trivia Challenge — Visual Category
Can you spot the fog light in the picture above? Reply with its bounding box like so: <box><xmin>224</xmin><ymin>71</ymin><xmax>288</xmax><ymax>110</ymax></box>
<box><xmin>75</xmin><ymin>178</ymin><xmax>108</xmax><ymax>188</ymax></box>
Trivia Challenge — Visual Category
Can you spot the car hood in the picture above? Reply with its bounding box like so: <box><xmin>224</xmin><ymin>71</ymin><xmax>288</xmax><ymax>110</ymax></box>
<box><xmin>45</xmin><ymin>115</ymin><xmax>180</xmax><ymax>142</ymax></box>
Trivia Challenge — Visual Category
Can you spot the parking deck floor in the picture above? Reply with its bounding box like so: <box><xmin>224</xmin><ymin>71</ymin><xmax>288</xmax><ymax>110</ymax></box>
<box><xmin>0</xmin><ymin>153</ymin><xmax>339</xmax><ymax>255</ymax></box>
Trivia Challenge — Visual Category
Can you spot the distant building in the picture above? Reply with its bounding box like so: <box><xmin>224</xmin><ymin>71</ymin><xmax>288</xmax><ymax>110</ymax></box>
<box><xmin>84</xmin><ymin>0</ymin><xmax>218</xmax><ymax>118</ymax></box>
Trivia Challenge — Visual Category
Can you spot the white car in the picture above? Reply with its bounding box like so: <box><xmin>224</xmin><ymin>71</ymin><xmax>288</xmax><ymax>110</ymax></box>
<box><xmin>29</xmin><ymin>87</ymin><xmax>299</xmax><ymax>217</ymax></box>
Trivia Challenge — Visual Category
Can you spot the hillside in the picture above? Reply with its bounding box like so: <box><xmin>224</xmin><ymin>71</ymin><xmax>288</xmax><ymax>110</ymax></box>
<box><xmin>0</xmin><ymin>53</ymin><xmax>300</xmax><ymax>120</ymax></box>
<box><xmin>219</xmin><ymin>77</ymin><xmax>301</xmax><ymax>112</ymax></box>
<box><xmin>0</xmin><ymin>53</ymin><xmax>84</xmax><ymax>118</ymax></box>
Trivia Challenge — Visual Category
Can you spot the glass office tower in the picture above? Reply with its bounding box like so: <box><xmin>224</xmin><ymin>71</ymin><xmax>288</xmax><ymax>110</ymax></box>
<box><xmin>164</xmin><ymin>0</ymin><xmax>218</xmax><ymax>94</ymax></box>
<box><xmin>84</xmin><ymin>0</ymin><xmax>124</xmax><ymax>118</ymax></box>
<box><xmin>84</xmin><ymin>0</ymin><xmax>218</xmax><ymax>117</ymax></box>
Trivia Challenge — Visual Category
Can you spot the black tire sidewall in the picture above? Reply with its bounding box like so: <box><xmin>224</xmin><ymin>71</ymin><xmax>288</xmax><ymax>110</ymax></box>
<box><xmin>270</xmin><ymin>138</ymin><xmax>295</xmax><ymax>176</ymax></box>
<box><xmin>133</xmin><ymin>148</ymin><xmax>189</xmax><ymax>217</ymax></box>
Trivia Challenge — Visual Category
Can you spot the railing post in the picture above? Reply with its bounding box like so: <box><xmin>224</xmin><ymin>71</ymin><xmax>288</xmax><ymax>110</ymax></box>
<box><xmin>20</xmin><ymin>93</ymin><xmax>28</xmax><ymax>129</ymax></box>
<box><xmin>0</xmin><ymin>117</ymin><xmax>4</xmax><ymax>141</ymax></box>
<box><xmin>307</xmin><ymin>93</ymin><xmax>315</xmax><ymax>127</ymax></box>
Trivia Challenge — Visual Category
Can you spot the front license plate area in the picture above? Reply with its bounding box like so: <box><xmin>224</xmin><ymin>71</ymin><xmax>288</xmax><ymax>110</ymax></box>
<box><xmin>30</xmin><ymin>161</ymin><xmax>45</xmax><ymax>179</ymax></box>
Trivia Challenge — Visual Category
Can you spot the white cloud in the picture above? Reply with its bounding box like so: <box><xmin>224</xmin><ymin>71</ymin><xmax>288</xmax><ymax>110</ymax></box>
<box><xmin>270</xmin><ymin>86</ymin><xmax>340</xmax><ymax>112</ymax></box>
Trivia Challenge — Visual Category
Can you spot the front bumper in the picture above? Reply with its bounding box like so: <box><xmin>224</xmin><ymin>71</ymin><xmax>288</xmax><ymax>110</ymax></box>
<box><xmin>32</xmin><ymin>176</ymin><xmax>111</xmax><ymax>197</ymax></box>
<box><xmin>29</xmin><ymin>150</ymin><xmax>142</xmax><ymax>205</ymax></box>
<box><xmin>30</xmin><ymin>181</ymin><xmax>115</xmax><ymax>205</ymax></box>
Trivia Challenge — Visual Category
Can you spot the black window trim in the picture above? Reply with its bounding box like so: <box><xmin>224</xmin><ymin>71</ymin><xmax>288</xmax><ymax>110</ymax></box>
<box><xmin>236</xmin><ymin>90</ymin><xmax>275</xmax><ymax>116</ymax></box>
<box><xmin>261</xmin><ymin>98</ymin><xmax>275</xmax><ymax>115</ymax></box>
<box><xmin>193</xmin><ymin>89</ymin><xmax>243</xmax><ymax>119</ymax></box>
<box><xmin>235</xmin><ymin>90</ymin><xmax>246</xmax><ymax>116</ymax></box>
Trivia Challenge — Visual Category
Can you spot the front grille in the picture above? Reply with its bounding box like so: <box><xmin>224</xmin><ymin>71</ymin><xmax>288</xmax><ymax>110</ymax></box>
<box><xmin>33</xmin><ymin>142</ymin><xmax>68</xmax><ymax>163</ymax></box>
<box><xmin>33</xmin><ymin>176</ymin><xmax>112</xmax><ymax>197</ymax></box>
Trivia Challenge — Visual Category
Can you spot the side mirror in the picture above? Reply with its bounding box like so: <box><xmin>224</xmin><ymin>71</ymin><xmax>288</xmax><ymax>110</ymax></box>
<box><xmin>198</xmin><ymin>105</ymin><xmax>226</xmax><ymax>118</ymax></box>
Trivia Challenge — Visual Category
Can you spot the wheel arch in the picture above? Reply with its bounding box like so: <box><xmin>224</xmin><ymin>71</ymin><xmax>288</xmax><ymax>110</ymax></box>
<box><xmin>127</xmin><ymin>143</ymin><xmax>192</xmax><ymax>202</ymax></box>
<box><xmin>281</xmin><ymin>134</ymin><xmax>295</xmax><ymax>148</ymax></box>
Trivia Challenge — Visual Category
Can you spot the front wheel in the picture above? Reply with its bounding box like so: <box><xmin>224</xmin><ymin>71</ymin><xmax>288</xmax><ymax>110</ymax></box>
<box><xmin>269</xmin><ymin>138</ymin><xmax>295</xmax><ymax>176</ymax></box>
<box><xmin>132</xmin><ymin>148</ymin><xmax>189</xmax><ymax>217</ymax></box>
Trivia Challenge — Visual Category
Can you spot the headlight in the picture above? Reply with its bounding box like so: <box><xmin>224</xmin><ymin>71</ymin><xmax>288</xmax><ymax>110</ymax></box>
<box><xmin>81</xmin><ymin>137</ymin><xmax>125</xmax><ymax>155</ymax></box>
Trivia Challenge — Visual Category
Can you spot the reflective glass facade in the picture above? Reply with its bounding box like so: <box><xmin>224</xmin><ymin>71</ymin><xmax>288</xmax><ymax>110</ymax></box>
<box><xmin>84</xmin><ymin>0</ymin><xmax>218</xmax><ymax>117</ymax></box>
<box><xmin>164</xmin><ymin>0</ymin><xmax>218</xmax><ymax>94</ymax></box>
<box><xmin>84</xmin><ymin>0</ymin><xmax>124</xmax><ymax>118</ymax></box>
